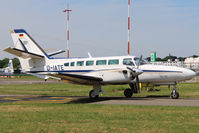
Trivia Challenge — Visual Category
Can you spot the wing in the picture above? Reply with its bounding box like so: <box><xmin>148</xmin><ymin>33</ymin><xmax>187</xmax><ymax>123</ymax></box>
<box><xmin>50</xmin><ymin>73</ymin><xmax>103</xmax><ymax>85</ymax></box>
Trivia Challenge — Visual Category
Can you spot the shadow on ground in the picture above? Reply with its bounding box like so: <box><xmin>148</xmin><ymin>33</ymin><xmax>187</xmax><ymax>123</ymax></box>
<box><xmin>0</xmin><ymin>95</ymin><xmax>170</xmax><ymax>103</ymax></box>
<box><xmin>67</xmin><ymin>95</ymin><xmax>170</xmax><ymax>104</ymax></box>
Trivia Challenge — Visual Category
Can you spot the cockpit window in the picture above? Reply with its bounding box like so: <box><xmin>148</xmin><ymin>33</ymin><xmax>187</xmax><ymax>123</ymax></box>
<box><xmin>134</xmin><ymin>57</ymin><xmax>148</xmax><ymax>66</ymax></box>
<box><xmin>123</xmin><ymin>58</ymin><xmax>134</xmax><ymax>66</ymax></box>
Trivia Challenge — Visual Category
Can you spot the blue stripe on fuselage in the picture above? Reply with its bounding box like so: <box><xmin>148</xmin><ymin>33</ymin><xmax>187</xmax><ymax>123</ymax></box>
<box><xmin>143</xmin><ymin>70</ymin><xmax>182</xmax><ymax>73</ymax></box>
<box><xmin>27</xmin><ymin>69</ymin><xmax>182</xmax><ymax>73</ymax></box>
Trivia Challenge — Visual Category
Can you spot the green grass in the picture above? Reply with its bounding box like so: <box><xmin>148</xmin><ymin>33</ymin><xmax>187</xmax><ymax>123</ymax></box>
<box><xmin>0</xmin><ymin>103</ymin><xmax>199</xmax><ymax>133</ymax></box>
<box><xmin>1</xmin><ymin>82</ymin><xmax>199</xmax><ymax>132</ymax></box>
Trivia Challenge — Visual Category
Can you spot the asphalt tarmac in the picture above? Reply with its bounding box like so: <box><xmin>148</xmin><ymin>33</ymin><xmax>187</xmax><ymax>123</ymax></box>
<box><xmin>1</xmin><ymin>95</ymin><xmax>199</xmax><ymax>107</ymax></box>
<box><xmin>1</xmin><ymin>79</ymin><xmax>199</xmax><ymax>106</ymax></box>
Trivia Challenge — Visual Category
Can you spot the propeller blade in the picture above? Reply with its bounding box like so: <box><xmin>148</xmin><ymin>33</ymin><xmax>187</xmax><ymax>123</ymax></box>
<box><xmin>136</xmin><ymin>76</ymin><xmax>140</xmax><ymax>93</ymax></box>
<box><xmin>137</xmin><ymin>55</ymin><xmax>143</xmax><ymax>69</ymax></box>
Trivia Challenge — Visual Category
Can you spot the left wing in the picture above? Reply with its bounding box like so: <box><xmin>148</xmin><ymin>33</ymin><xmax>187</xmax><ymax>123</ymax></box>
<box><xmin>50</xmin><ymin>73</ymin><xmax>103</xmax><ymax>85</ymax></box>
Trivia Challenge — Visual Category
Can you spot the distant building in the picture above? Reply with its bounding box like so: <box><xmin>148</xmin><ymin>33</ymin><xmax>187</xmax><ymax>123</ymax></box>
<box><xmin>184</xmin><ymin>57</ymin><xmax>199</xmax><ymax>63</ymax></box>
<box><xmin>184</xmin><ymin>57</ymin><xmax>199</xmax><ymax>70</ymax></box>
<box><xmin>152</xmin><ymin>57</ymin><xmax>199</xmax><ymax>71</ymax></box>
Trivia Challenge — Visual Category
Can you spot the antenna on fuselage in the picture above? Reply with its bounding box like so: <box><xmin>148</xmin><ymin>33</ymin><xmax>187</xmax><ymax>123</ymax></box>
<box><xmin>88</xmin><ymin>52</ymin><xmax>92</xmax><ymax>58</ymax></box>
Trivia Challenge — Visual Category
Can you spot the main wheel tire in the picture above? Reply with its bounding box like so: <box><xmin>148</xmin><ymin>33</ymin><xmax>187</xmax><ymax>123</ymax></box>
<box><xmin>89</xmin><ymin>90</ymin><xmax>99</xmax><ymax>99</ymax></box>
<box><xmin>124</xmin><ymin>88</ymin><xmax>133</xmax><ymax>98</ymax></box>
<box><xmin>171</xmin><ymin>91</ymin><xmax>179</xmax><ymax>99</ymax></box>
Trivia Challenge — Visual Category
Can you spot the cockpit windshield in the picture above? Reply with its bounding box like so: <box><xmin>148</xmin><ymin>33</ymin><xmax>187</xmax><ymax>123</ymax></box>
<box><xmin>123</xmin><ymin>58</ymin><xmax>135</xmax><ymax>66</ymax></box>
<box><xmin>134</xmin><ymin>57</ymin><xmax>148</xmax><ymax>66</ymax></box>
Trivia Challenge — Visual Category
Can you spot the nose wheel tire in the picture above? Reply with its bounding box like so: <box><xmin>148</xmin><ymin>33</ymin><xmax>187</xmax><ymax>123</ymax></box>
<box><xmin>124</xmin><ymin>88</ymin><xmax>133</xmax><ymax>98</ymax></box>
<box><xmin>170</xmin><ymin>91</ymin><xmax>179</xmax><ymax>99</ymax></box>
<box><xmin>89</xmin><ymin>90</ymin><xmax>99</xmax><ymax>99</ymax></box>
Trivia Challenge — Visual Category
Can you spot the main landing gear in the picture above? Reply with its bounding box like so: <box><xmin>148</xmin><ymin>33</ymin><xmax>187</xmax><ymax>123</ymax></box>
<box><xmin>170</xmin><ymin>84</ymin><xmax>179</xmax><ymax>99</ymax></box>
<box><xmin>89</xmin><ymin>84</ymin><xmax>102</xmax><ymax>99</ymax></box>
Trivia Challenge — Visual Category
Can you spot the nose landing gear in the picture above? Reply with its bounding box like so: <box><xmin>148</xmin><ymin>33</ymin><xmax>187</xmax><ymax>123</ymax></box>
<box><xmin>124</xmin><ymin>83</ymin><xmax>137</xmax><ymax>98</ymax></box>
<box><xmin>89</xmin><ymin>84</ymin><xmax>101</xmax><ymax>99</ymax></box>
<box><xmin>124</xmin><ymin>88</ymin><xmax>133</xmax><ymax>98</ymax></box>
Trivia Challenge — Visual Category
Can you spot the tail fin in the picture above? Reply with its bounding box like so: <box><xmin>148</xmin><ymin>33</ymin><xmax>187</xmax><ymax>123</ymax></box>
<box><xmin>8</xmin><ymin>59</ymin><xmax>14</xmax><ymax>73</ymax></box>
<box><xmin>10</xmin><ymin>29</ymin><xmax>49</xmax><ymax>58</ymax></box>
<box><xmin>8</xmin><ymin>29</ymin><xmax>47</xmax><ymax>72</ymax></box>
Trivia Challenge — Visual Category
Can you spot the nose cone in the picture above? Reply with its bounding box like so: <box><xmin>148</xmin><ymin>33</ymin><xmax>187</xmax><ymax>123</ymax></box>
<box><xmin>133</xmin><ymin>68</ymin><xmax>143</xmax><ymax>76</ymax></box>
<box><xmin>183</xmin><ymin>68</ymin><xmax>197</xmax><ymax>80</ymax></box>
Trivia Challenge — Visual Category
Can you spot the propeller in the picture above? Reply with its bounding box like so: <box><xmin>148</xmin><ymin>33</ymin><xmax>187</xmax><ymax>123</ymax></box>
<box><xmin>127</xmin><ymin>55</ymin><xmax>143</xmax><ymax>93</ymax></box>
<box><xmin>137</xmin><ymin>55</ymin><xmax>143</xmax><ymax>69</ymax></box>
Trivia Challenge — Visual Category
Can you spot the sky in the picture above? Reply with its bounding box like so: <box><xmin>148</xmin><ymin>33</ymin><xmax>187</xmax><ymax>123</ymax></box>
<box><xmin>0</xmin><ymin>0</ymin><xmax>199</xmax><ymax>59</ymax></box>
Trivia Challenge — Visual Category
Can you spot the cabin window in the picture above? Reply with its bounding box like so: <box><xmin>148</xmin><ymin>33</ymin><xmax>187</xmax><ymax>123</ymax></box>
<box><xmin>64</xmin><ymin>63</ymin><xmax>69</xmax><ymax>67</ymax></box>
<box><xmin>70</xmin><ymin>62</ymin><xmax>75</xmax><ymax>67</ymax></box>
<box><xmin>134</xmin><ymin>57</ymin><xmax>147</xmax><ymax>65</ymax></box>
<box><xmin>77</xmin><ymin>61</ymin><xmax>84</xmax><ymax>66</ymax></box>
<box><xmin>96</xmin><ymin>60</ymin><xmax>107</xmax><ymax>65</ymax></box>
<box><xmin>108</xmin><ymin>59</ymin><xmax>119</xmax><ymax>65</ymax></box>
<box><xmin>86</xmin><ymin>61</ymin><xmax>94</xmax><ymax>66</ymax></box>
<box><xmin>123</xmin><ymin>58</ymin><xmax>134</xmax><ymax>66</ymax></box>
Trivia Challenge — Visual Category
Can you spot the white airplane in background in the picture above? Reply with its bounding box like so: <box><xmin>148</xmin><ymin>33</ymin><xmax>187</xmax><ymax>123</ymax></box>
<box><xmin>0</xmin><ymin>59</ymin><xmax>14</xmax><ymax>76</ymax></box>
<box><xmin>4</xmin><ymin>29</ymin><xmax>196</xmax><ymax>99</ymax></box>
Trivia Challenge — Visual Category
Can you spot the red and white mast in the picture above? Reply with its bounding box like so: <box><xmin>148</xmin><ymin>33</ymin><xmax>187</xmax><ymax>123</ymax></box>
<box><xmin>128</xmin><ymin>0</ymin><xmax>131</xmax><ymax>55</ymax></box>
<box><xmin>63</xmin><ymin>3</ymin><xmax>72</xmax><ymax>58</ymax></box>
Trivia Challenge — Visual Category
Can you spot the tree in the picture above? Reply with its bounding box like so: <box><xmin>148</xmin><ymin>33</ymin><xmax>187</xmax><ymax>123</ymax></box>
<box><xmin>12</xmin><ymin>58</ymin><xmax>20</xmax><ymax>69</ymax></box>
<box><xmin>1</xmin><ymin>58</ymin><xmax>9</xmax><ymax>68</ymax></box>
<box><xmin>162</xmin><ymin>55</ymin><xmax>177</xmax><ymax>61</ymax></box>
<box><xmin>191</xmin><ymin>55</ymin><xmax>198</xmax><ymax>58</ymax></box>
<box><xmin>178</xmin><ymin>57</ymin><xmax>185</xmax><ymax>61</ymax></box>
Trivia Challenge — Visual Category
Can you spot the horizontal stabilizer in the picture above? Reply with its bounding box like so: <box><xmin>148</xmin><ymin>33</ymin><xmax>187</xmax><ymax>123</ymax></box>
<box><xmin>48</xmin><ymin>50</ymin><xmax>65</xmax><ymax>57</ymax></box>
<box><xmin>27</xmin><ymin>73</ymin><xmax>49</xmax><ymax>80</ymax></box>
<box><xmin>4</xmin><ymin>47</ymin><xmax>44</xmax><ymax>59</ymax></box>
<box><xmin>28</xmin><ymin>73</ymin><xmax>61</xmax><ymax>80</ymax></box>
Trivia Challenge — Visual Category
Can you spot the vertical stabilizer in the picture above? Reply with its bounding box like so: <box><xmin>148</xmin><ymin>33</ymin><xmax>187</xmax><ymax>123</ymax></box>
<box><xmin>9</xmin><ymin>29</ymin><xmax>47</xmax><ymax>72</ymax></box>
<box><xmin>8</xmin><ymin>59</ymin><xmax>14</xmax><ymax>73</ymax></box>
<box><xmin>10</xmin><ymin>29</ymin><xmax>48</xmax><ymax>57</ymax></box>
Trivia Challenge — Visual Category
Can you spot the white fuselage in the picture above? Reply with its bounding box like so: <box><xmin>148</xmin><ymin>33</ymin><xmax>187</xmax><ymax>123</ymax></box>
<box><xmin>26</xmin><ymin>55</ymin><xmax>196</xmax><ymax>85</ymax></box>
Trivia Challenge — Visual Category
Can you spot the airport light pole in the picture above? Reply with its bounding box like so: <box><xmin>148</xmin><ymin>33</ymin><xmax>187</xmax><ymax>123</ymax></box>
<box><xmin>128</xmin><ymin>0</ymin><xmax>131</xmax><ymax>55</ymax></box>
<box><xmin>63</xmin><ymin>4</ymin><xmax>72</xmax><ymax>58</ymax></box>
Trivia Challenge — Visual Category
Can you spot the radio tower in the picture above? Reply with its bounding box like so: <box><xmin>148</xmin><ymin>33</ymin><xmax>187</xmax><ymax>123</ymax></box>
<box><xmin>63</xmin><ymin>3</ymin><xmax>72</xmax><ymax>58</ymax></box>
<box><xmin>128</xmin><ymin>0</ymin><xmax>131</xmax><ymax>55</ymax></box>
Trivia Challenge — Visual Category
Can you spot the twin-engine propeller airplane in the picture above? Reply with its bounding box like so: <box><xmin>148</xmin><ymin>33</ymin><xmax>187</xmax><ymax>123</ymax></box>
<box><xmin>4</xmin><ymin>29</ymin><xmax>197</xmax><ymax>99</ymax></box>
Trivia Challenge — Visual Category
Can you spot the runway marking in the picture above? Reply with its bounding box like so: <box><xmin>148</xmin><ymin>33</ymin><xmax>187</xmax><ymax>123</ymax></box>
<box><xmin>50</xmin><ymin>97</ymin><xmax>60</xmax><ymax>99</ymax></box>
<box><xmin>0</xmin><ymin>95</ymin><xmax>74</xmax><ymax>103</ymax></box>
<box><xmin>66</xmin><ymin>98</ymin><xmax>72</xmax><ymax>100</ymax></box>
<box><xmin>3</xmin><ymin>98</ymin><xmax>20</xmax><ymax>101</ymax></box>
